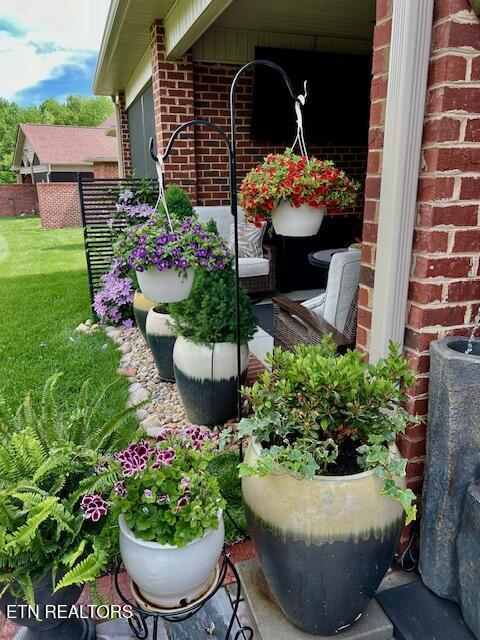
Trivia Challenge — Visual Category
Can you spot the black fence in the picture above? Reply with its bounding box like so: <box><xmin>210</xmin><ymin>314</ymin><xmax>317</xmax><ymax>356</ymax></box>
<box><xmin>78</xmin><ymin>176</ymin><xmax>158</xmax><ymax>307</ymax></box>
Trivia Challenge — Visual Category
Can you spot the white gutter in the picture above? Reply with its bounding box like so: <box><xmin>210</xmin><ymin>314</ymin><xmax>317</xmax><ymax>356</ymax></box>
<box><xmin>369</xmin><ymin>0</ymin><xmax>435</xmax><ymax>362</ymax></box>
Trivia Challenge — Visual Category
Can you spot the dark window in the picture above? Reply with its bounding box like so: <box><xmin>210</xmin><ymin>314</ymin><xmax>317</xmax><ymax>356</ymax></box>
<box><xmin>34</xmin><ymin>172</ymin><xmax>48</xmax><ymax>183</ymax></box>
<box><xmin>50</xmin><ymin>172</ymin><xmax>94</xmax><ymax>182</ymax></box>
<box><xmin>127</xmin><ymin>83</ymin><xmax>156</xmax><ymax>179</ymax></box>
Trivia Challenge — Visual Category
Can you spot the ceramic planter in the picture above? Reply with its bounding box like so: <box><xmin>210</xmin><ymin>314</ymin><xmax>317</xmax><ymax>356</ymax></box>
<box><xmin>271</xmin><ymin>202</ymin><xmax>325</xmax><ymax>237</ymax></box>
<box><xmin>242</xmin><ymin>439</ymin><xmax>405</xmax><ymax>636</ymax></box>
<box><xmin>133</xmin><ymin>291</ymin><xmax>156</xmax><ymax>342</ymax></box>
<box><xmin>146</xmin><ymin>308</ymin><xmax>176</xmax><ymax>382</ymax></box>
<box><xmin>0</xmin><ymin>569</ymin><xmax>95</xmax><ymax>639</ymax></box>
<box><xmin>119</xmin><ymin>511</ymin><xmax>224</xmax><ymax>608</ymax></box>
<box><xmin>173</xmin><ymin>337</ymin><xmax>249</xmax><ymax>426</ymax></box>
<box><xmin>137</xmin><ymin>267</ymin><xmax>194</xmax><ymax>303</ymax></box>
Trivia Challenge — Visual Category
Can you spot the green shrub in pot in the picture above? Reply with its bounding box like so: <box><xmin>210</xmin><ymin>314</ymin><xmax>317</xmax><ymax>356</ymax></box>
<box><xmin>168</xmin><ymin>265</ymin><xmax>257</xmax><ymax>426</ymax></box>
<box><xmin>235</xmin><ymin>337</ymin><xmax>421</xmax><ymax>635</ymax></box>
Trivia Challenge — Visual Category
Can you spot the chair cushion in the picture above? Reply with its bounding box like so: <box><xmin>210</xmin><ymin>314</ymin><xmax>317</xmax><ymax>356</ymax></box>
<box><xmin>194</xmin><ymin>206</ymin><xmax>231</xmax><ymax>241</ymax></box>
<box><xmin>301</xmin><ymin>292</ymin><xmax>326</xmax><ymax>319</ymax></box>
<box><xmin>323</xmin><ymin>249</ymin><xmax>361</xmax><ymax>333</ymax></box>
<box><xmin>238</xmin><ymin>257</ymin><xmax>270</xmax><ymax>278</ymax></box>
<box><xmin>230</xmin><ymin>219</ymin><xmax>266</xmax><ymax>258</ymax></box>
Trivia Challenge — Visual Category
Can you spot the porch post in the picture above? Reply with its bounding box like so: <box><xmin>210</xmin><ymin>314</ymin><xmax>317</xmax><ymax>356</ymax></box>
<box><xmin>369</xmin><ymin>0</ymin><xmax>435</xmax><ymax>361</ymax></box>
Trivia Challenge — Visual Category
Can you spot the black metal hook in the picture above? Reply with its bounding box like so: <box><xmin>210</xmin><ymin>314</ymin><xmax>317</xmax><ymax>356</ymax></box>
<box><xmin>149</xmin><ymin>119</ymin><xmax>232</xmax><ymax>164</ymax></box>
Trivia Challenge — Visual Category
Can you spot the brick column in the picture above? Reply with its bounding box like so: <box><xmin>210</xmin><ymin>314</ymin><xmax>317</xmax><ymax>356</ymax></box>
<box><xmin>150</xmin><ymin>20</ymin><xmax>197</xmax><ymax>203</ymax></box>
<box><xmin>401</xmin><ymin>0</ymin><xmax>480</xmax><ymax>500</ymax></box>
<box><xmin>117</xmin><ymin>93</ymin><xmax>132</xmax><ymax>178</ymax></box>
<box><xmin>356</xmin><ymin>0</ymin><xmax>392</xmax><ymax>353</ymax></box>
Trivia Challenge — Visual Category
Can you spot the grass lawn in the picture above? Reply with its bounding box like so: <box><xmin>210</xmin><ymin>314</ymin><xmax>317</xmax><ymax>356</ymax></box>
<box><xmin>0</xmin><ymin>216</ymin><xmax>130</xmax><ymax>419</ymax></box>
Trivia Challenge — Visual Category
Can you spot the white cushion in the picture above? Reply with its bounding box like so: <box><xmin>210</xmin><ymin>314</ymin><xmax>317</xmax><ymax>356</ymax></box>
<box><xmin>194</xmin><ymin>205</ymin><xmax>248</xmax><ymax>243</ymax></box>
<box><xmin>238</xmin><ymin>257</ymin><xmax>270</xmax><ymax>278</ymax></box>
<box><xmin>323</xmin><ymin>249</ymin><xmax>361</xmax><ymax>332</ymax></box>
<box><xmin>229</xmin><ymin>219</ymin><xmax>266</xmax><ymax>258</ymax></box>
<box><xmin>301</xmin><ymin>292</ymin><xmax>326</xmax><ymax>320</ymax></box>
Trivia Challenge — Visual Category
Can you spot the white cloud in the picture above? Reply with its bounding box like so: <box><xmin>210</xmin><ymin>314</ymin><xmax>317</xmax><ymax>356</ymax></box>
<box><xmin>0</xmin><ymin>0</ymin><xmax>110</xmax><ymax>101</ymax></box>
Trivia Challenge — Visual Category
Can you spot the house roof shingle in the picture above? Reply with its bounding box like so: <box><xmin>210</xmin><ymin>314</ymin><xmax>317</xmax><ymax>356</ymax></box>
<box><xmin>19</xmin><ymin>122</ymin><xmax>118</xmax><ymax>165</ymax></box>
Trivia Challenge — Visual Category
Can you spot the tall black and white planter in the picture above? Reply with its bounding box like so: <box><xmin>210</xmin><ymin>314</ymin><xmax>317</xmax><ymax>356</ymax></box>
<box><xmin>146</xmin><ymin>307</ymin><xmax>176</xmax><ymax>382</ymax></box>
<box><xmin>133</xmin><ymin>291</ymin><xmax>156</xmax><ymax>342</ymax></box>
<box><xmin>173</xmin><ymin>337</ymin><xmax>249</xmax><ymax>426</ymax></box>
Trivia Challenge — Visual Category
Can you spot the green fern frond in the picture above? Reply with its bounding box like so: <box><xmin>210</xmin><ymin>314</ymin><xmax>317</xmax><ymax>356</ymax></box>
<box><xmin>68</xmin><ymin>471</ymin><xmax>118</xmax><ymax>507</ymax></box>
<box><xmin>16</xmin><ymin>573</ymin><xmax>36</xmax><ymax>611</ymax></box>
<box><xmin>31</xmin><ymin>450</ymin><xmax>71</xmax><ymax>485</ymax></box>
<box><xmin>62</xmin><ymin>539</ymin><xmax>87</xmax><ymax>568</ymax></box>
<box><xmin>5</xmin><ymin>497</ymin><xmax>57</xmax><ymax>552</ymax></box>
<box><xmin>86</xmin><ymin>403</ymin><xmax>139</xmax><ymax>451</ymax></box>
<box><xmin>54</xmin><ymin>547</ymin><xmax>108</xmax><ymax>592</ymax></box>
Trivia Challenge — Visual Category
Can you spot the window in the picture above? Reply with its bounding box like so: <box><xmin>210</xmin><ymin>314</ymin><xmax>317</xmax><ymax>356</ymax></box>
<box><xmin>127</xmin><ymin>83</ymin><xmax>156</xmax><ymax>179</ymax></box>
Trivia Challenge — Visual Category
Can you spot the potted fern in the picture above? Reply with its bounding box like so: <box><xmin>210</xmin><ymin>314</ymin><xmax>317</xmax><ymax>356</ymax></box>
<box><xmin>236</xmin><ymin>339</ymin><xmax>420</xmax><ymax>635</ymax></box>
<box><xmin>169</xmin><ymin>265</ymin><xmax>257</xmax><ymax>426</ymax></box>
<box><xmin>0</xmin><ymin>375</ymin><xmax>139</xmax><ymax>639</ymax></box>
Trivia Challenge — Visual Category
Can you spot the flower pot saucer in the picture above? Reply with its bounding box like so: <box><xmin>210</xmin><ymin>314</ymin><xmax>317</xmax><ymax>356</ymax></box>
<box><xmin>130</xmin><ymin>563</ymin><xmax>220</xmax><ymax>614</ymax></box>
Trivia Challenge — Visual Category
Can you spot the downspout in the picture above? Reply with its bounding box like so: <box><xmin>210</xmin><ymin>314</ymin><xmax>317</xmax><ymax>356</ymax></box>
<box><xmin>369</xmin><ymin>0</ymin><xmax>435</xmax><ymax>362</ymax></box>
<box><xmin>47</xmin><ymin>164</ymin><xmax>51</xmax><ymax>182</ymax></box>
<box><xmin>113</xmin><ymin>94</ymin><xmax>125</xmax><ymax>178</ymax></box>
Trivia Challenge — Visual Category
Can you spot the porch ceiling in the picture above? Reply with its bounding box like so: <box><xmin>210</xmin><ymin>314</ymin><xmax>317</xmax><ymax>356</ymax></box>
<box><xmin>93</xmin><ymin>0</ymin><xmax>175</xmax><ymax>97</ymax></box>
<box><xmin>214</xmin><ymin>0</ymin><xmax>375</xmax><ymax>42</ymax></box>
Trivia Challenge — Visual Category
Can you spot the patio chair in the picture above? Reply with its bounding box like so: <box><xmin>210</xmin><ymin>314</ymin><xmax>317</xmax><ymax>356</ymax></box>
<box><xmin>272</xmin><ymin>249</ymin><xmax>360</xmax><ymax>353</ymax></box>
<box><xmin>195</xmin><ymin>206</ymin><xmax>277</xmax><ymax>294</ymax></box>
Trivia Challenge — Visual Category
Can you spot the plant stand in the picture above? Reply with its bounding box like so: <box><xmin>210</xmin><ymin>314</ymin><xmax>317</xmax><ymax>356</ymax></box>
<box><xmin>113</xmin><ymin>551</ymin><xmax>253</xmax><ymax>640</ymax></box>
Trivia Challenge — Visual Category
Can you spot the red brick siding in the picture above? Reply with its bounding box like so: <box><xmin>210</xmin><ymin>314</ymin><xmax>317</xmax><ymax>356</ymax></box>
<box><xmin>357</xmin><ymin>0</ymin><xmax>480</xmax><ymax>547</ymax></box>
<box><xmin>118</xmin><ymin>93</ymin><xmax>132</xmax><ymax>178</ymax></box>
<box><xmin>37</xmin><ymin>182</ymin><xmax>82</xmax><ymax>229</ymax></box>
<box><xmin>0</xmin><ymin>184</ymin><xmax>38</xmax><ymax>216</ymax></box>
<box><xmin>93</xmin><ymin>161</ymin><xmax>119</xmax><ymax>180</ymax></box>
<box><xmin>150</xmin><ymin>21</ymin><xmax>197</xmax><ymax>202</ymax></box>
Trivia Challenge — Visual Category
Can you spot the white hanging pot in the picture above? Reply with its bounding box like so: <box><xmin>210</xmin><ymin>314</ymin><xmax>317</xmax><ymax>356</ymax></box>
<box><xmin>119</xmin><ymin>511</ymin><xmax>224</xmax><ymax>608</ymax></box>
<box><xmin>136</xmin><ymin>267</ymin><xmax>194</xmax><ymax>303</ymax></box>
<box><xmin>271</xmin><ymin>202</ymin><xmax>325</xmax><ymax>237</ymax></box>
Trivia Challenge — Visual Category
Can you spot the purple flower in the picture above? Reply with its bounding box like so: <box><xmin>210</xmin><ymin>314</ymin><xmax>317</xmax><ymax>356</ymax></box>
<box><xmin>114</xmin><ymin>481</ymin><xmax>127</xmax><ymax>497</ymax></box>
<box><xmin>144</xmin><ymin>489</ymin><xmax>153</xmax><ymax>499</ymax></box>
<box><xmin>152</xmin><ymin>447</ymin><xmax>176</xmax><ymax>469</ymax></box>
<box><xmin>96</xmin><ymin>460</ymin><xmax>109</xmax><ymax>474</ymax></box>
<box><xmin>176</xmin><ymin>496</ymin><xmax>189</xmax><ymax>511</ymax></box>
<box><xmin>119</xmin><ymin>189</ymin><xmax>134</xmax><ymax>203</ymax></box>
<box><xmin>156</xmin><ymin>428</ymin><xmax>176</xmax><ymax>442</ymax></box>
<box><xmin>115</xmin><ymin>440</ymin><xmax>154</xmax><ymax>477</ymax></box>
<box><xmin>181</xmin><ymin>476</ymin><xmax>190</xmax><ymax>486</ymax></box>
<box><xmin>122</xmin><ymin>318</ymin><xmax>134</xmax><ymax>328</ymax></box>
<box><xmin>81</xmin><ymin>494</ymin><xmax>108</xmax><ymax>522</ymax></box>
<box><xmin>158</xmin><ymin>494</ymin><xmax>169</xmax><ymax>503</ymax></box>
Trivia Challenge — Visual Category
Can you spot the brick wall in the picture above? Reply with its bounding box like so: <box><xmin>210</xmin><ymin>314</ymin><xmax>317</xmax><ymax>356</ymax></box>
<box><xmin>118</xmin><ymin>93</ymin><xmax>132</xmax><ymax>178</ymax></box>
<box><xmin>37</xmin><ymin>182</ymin><xmax>82</xmax><ymax>229</ymax></box>
<box><xmin>357</xmin><ymin>0</ymin><xmax>480</xmax><ymax>547</ymax></box>
<box><xmin>151</xmin><ymin>21</ymin><xmax>197</xmax><ymax>202</ymax></box>
<box><xmin>148</xmin><ymin>22</ymin><xmax>367</xmax><ymax>214</ymax></box>
<box><xmin>0</xmin><ymin>184</ymin><xmax>38</xmax><ymax>217</ymax></box>
<box><xmin>93</xmin><ymin>161</ymin><xmax>119</xmax><ymax>180</ymax></box>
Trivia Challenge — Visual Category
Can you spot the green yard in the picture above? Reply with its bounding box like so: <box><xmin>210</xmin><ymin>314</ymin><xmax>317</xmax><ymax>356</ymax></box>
<box><xmin>0</xmin><ymin>216</ymin><xmax>129</xmax><ymax>417</ymax></box>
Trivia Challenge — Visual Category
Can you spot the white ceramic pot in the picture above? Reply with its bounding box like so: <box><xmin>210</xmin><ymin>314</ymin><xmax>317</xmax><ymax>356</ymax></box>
<box><xmin>271</xmin><ymin>202</ymin><xmax>325</xmax><ymax>237</ymax></box>
<box><xmin>119</xmin><ymin>511</ymin><xmax>224</xmax><ymax>608</ymax></box>
<box><xmin>173</xmin><ymin>336</ymin><xmax>249</xmax><ymax>426</ymax></box>
<box><xmin>137</xmin><ymin>267</ymin><xmax>194</xmax><ymax>303</ymax></box>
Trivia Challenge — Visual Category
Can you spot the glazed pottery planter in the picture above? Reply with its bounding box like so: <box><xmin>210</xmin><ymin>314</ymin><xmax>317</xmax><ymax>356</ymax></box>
<box><xmin>119</xmin><ymin>511</ymin><xmax>224</xmax><ymax>608</ymax></box>
<box><xmin>146</xmin><ymin>308</ymin><xmax>176</xmax><ymax>382</ymax></box>
<box><xmin>133</xmin><ymin>291</ymin><xmax>156</xmax><ymax>342</ymax></box>
<box><xmin>173</xmin><ymin>337</ymin><xmax>249</xmax><ymax>426</ymax></box>
<box><xmin>0</xmin><ymin>569</ymin><xmax>95</xmax><ymax>639</ymax></box>
<box><xmin>242</xmin><ymin>439</ymin><xmax>405</xmax><ymax>636</ymax></box>
<box><xmin>271</xmin><ymin>202</ymin><xmax>325</xmax><ymax>237</ymax></box>
<box><xmin>137</xmin><ymin>267</ymin><xmax>194</xmax><ymax>303</ymax></box>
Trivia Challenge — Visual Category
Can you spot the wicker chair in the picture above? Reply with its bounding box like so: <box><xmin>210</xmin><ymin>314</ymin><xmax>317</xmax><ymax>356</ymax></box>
<box><xmin>272</xmin><ymin>249</ymin><xmax>360</xmax><ymax>353</ymax></box>
<box><xmin>240</xmin><ymin>244</ymin><xmax>277</xmax><ymax>295</ymax></box>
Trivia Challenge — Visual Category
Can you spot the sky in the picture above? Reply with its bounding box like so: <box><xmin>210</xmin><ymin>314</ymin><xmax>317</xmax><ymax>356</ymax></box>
<box><xmin>0</xmin><ymin>0</ymin><xmax>110</xmax><ymax>106</ymax></box>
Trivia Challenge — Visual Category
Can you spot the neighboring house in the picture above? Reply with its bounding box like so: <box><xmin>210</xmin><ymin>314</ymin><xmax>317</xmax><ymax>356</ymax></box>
<box><xmin>93</xmin><ymin>0</ymin><xmax>480</xmax><ymax>549</ymax></box>
<box><xmin>11</xmin><ymin>116</ymin><xmax>118</xmax><ymax>183</ymax></box>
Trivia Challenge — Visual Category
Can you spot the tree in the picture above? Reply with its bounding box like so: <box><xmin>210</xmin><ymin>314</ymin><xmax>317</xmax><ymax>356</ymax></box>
<box><xmin>0</xmin><ymin>96</ymin><xmax>113</xmax><ymax>183</ymax></box>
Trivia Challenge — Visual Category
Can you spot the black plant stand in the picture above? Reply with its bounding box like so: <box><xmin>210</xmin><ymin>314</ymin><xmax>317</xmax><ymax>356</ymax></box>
<box><xmin>113</xmin><ymin>551</ymin><xmax>253</xmax><ymax>640</ymax></box>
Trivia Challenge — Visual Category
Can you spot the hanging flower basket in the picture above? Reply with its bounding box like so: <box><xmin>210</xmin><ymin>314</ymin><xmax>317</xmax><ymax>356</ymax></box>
<box><xmin>239</xmin><ymin>149</ymin><xmax>360</xmax><ymax>237</ymax></box>
<box><xmin>113</xmin><ymin>216</ymin><xmax>231</xmax><ymax>303</ymax></box>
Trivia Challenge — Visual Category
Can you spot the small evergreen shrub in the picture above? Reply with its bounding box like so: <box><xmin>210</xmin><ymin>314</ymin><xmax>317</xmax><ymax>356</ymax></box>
<box><xmin>168</xmin><ymin>265</ymin><xmax>257</xmax><ymax>345</ymax></box>
<box><xmin>158</xmin><ymin>185</ymin><xmax>195</xmax><ymax>221</ymax></box>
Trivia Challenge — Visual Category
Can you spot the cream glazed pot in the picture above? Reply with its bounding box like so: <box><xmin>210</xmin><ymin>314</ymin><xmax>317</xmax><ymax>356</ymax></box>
<box><xmin>146</xmin><ymin>307</ymin><xmax>176</xmax><ymax>382</ymax></box>
<box><xmin>242</xmin><ymin>438</ymin><xmax>405</xmax><ymax>636</ymax></box>
<box><xmin>137</xmin><ymin>267</ymin><xmax>194</xmax><ymax>303</ymax></box>
<box><xmin>119</xmin><ymin>511</ymin><xmax>224</xmax><ymax>608</ymax></box>
<box><xmin>271</xmin><ymin>202</ymin><xmax>325</xmax><ymax>237</ymax></box>
<box><xmin>173</xmin><ymin>337</ymin><xmax>249</xmax><ymax>426</ymax></box>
